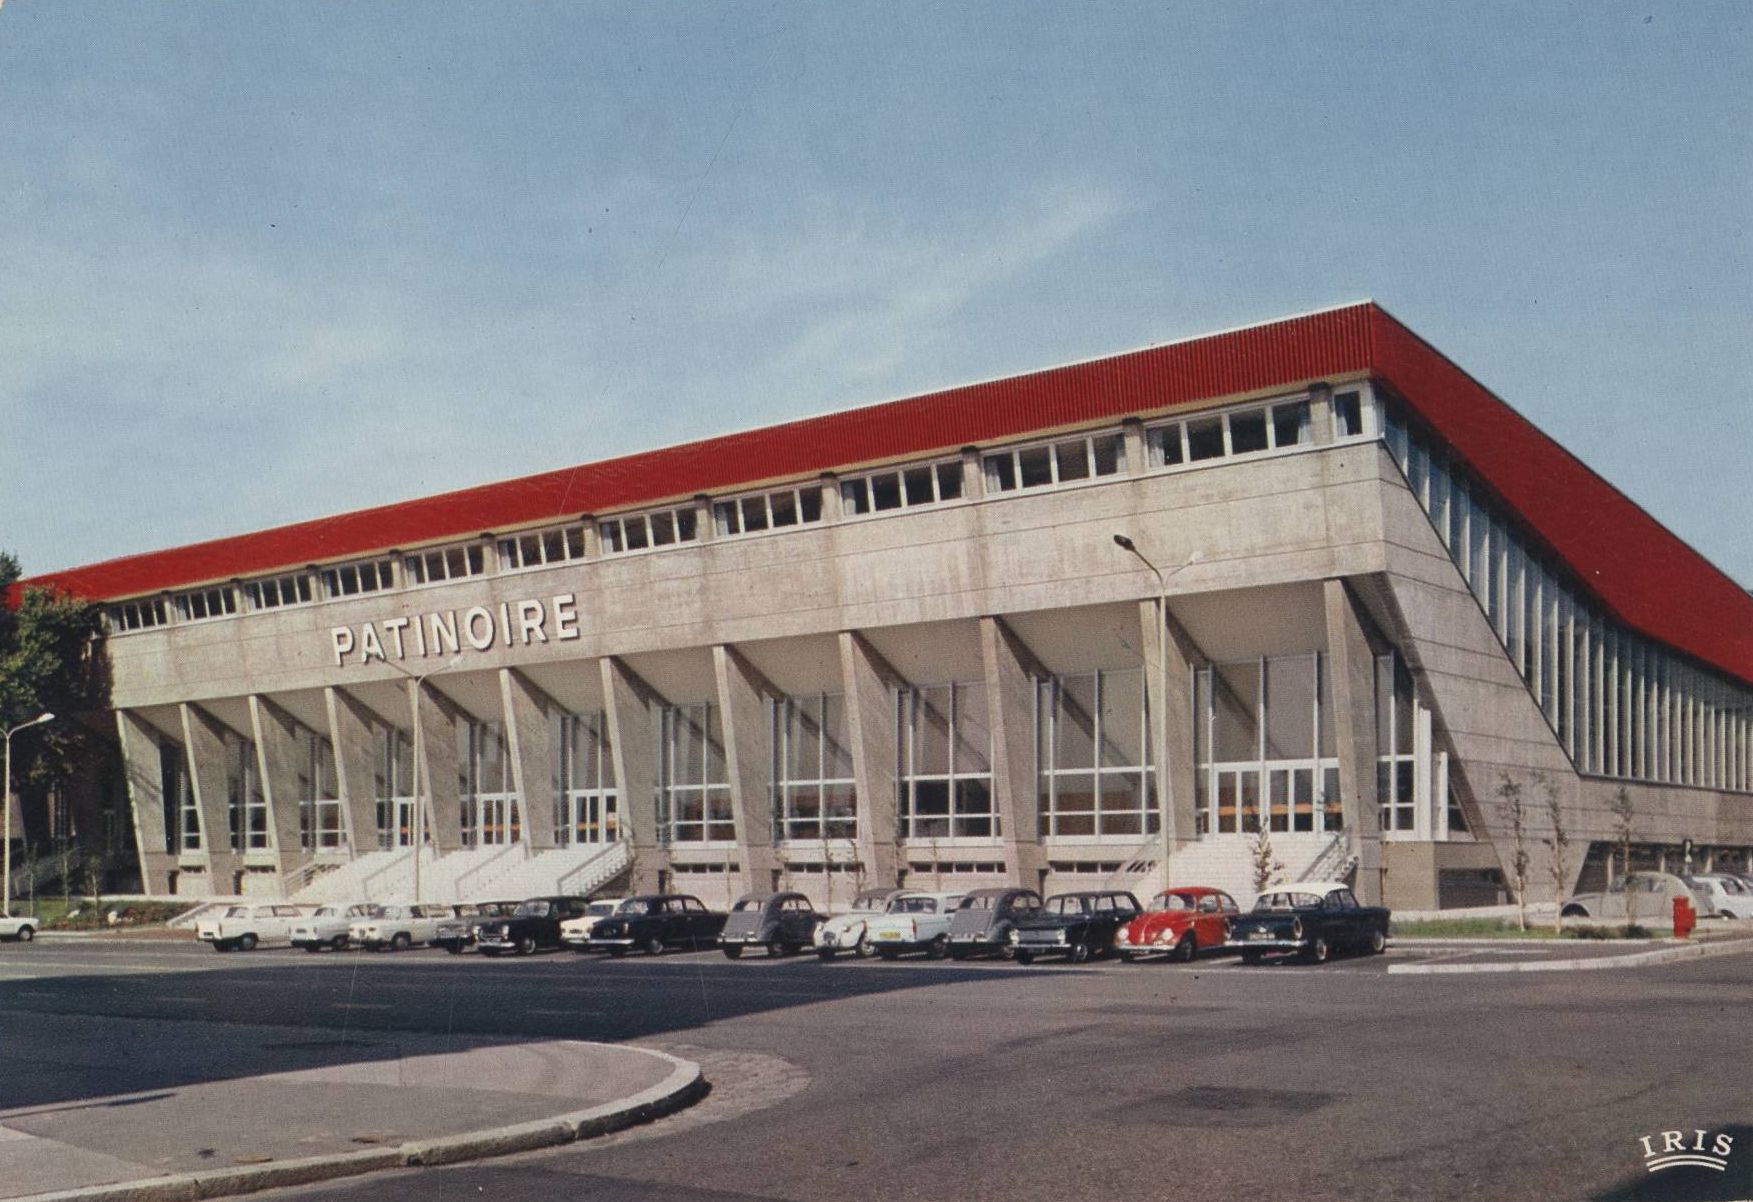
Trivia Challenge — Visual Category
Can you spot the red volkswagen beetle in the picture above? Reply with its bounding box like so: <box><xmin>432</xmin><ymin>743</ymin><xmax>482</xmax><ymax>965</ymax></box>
<box><xmin>1113</xmin><ymin>886</ymin><xmax>1240</xmax><ymax>962</ymax></box>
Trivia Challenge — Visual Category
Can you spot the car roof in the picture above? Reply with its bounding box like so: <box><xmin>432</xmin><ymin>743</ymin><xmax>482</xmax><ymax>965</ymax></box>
<box><xmin>962</xmin><ymin>887</ymin><xmax>1040</xmax><ymax>899</ymax></box>
<box><xmin>1159</xmin><ymin>886</ymin><xmax>1221</xmax><ymax>896</ymax></box>
<box><xmin>1284</xmin><ymin>881</ymin><xmax>1353</xmax><ymax>894</ymax></box>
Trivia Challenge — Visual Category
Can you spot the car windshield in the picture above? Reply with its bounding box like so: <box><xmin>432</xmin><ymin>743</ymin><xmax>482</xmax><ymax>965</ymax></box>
<box><xmin>851</xmin><ymin>892</ymin><xmax>892</xmax><ymax>911</ymax></box>
<box><xmin>732</xmin><ymin>897</ymin><xmax>766</xmax><ymax>912</ymax></box>
<box><xmin>313</xmin><ymin>907</ymin><xmax>337</xmax><ymax>918</ymax></box>
<box><xmin>1047</xmin><ymin>897</ymin><xmax>1087</xmax><ymax>915</ymax></box>
<box><xmin>1149</xmin><ymin>893</ymin><xmax>1195</xmax><ymax>912</ymax></box>
<box><xmin>619</xmin><ymin>900</ymin><xmax>652</xmax><ymax>915</ymax></box>
<box><xmin>894</xmin><ymin>897</ymin><xmax>937</xmax><ymax>913</ymax></box>
<box><xmin>513</xmin><ymin>901</ymin><xmax>552</xmax><ymax>918</ymax></box>
<box><xmin>224</xmin><ymin>907</ymin><xmax>249</xmax><ymax>918</ymax></box>
<box><xmin>586</xmin><ymin>902</ymin><xmax>617</xmax><ymax>915</ymax></box>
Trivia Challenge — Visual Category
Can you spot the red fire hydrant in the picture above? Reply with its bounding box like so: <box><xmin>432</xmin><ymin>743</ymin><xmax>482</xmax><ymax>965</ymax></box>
<box><xmin>1673</xmin><ymin>896</ymin><xmax>1696</xmax><ymax>940</ymax></box>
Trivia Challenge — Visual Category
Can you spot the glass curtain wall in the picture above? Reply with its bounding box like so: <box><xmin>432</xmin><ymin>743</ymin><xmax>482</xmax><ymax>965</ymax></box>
<box><xmin>1385</xmin><ymin>401</ymin><xmax>1753</xmax><ymax>794</ymax></box>
<box><xmin>658</xmin><ymin>703</ymin><xmax>736</xmax><ymax>843</ymax></box>
<box><xmin>459</xmin><ymin>721</ymin><xmax>519</xmax><ymax>847</ymax></box>
<box><xmin>1035</xmin><ymin>668</ymin><xmax>1158</xmax><ymax>838</ymax></box>
<box><xmin>1193</xmin><ymin>654</ymin><xmax>1341</xmax><ymax>836</ymax></box>
<box><xmin>771</xmin><ymin>694</ymin><xmax>857</xmax><ymax>843</ymax></box>
<box><xmin>555</xmin><ymin>712</ymin><xmax>619</xmax><ymax>845</ymax></box>
<box><xmin>896</xmin><ymin>683</ymin><xmax>997</xmax><ymax>840</ymax></box>
<box><xmin>224</xmin><ymin>735</ymin><xmax>270</xmax><ymax>852</ymax></box>
<box><xmin>297</xmin><ymin>733</ymin><xmax>343</xmax><ymax>850</ymax></box>
<box><xmin>374</xmin><ymin>729</ymin><xmax>414</xmax><ymax>849</ymax></box>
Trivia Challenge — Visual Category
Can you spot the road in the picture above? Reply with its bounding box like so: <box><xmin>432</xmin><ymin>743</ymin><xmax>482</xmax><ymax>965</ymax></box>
<box><xmin>2</xmin><ymin>938</ymin><xmax>1750</xmax><ymax>1202</ymax></box>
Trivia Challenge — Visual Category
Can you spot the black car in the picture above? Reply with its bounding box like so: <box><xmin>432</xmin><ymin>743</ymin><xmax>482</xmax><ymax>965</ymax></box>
<box><xmin>584</xmin><ymin>894</ymin><xmax>726</xmax><ymax>956</ymax></box>
<box><xmin>1226</xmin><ymin>882</ymin><xmax>1391</xmax><ymax>964</ymax></box>
<box><xmin>433</xmin><ymin>900</ymin><xmax>520</xmax><ymax>954</ymax></box>
<box><xmin>947</xmin><ymin>887</ymin><xmax>1044</xmax><ymax>958</ymax></box>
<box><xmin>720</xmin><ymin>891</ymin><xmax>824</xmax><ymax>958</ymax></box>
<box><xmin>476</xmin><ymin>896</ymin><xmax>597</xmax><ymax>956</ymax></box>
<box><xmin>1012</xmin><ymin>890</ymin><xmax>1142</xmax><ymax>964</ymax></box>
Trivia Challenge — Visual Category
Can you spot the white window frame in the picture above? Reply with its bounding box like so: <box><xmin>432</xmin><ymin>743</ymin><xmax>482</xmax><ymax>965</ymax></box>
<box><xmin>499</xmin><ymin>524</ymin><xmax>588</xmax><ymax>571</ymax></box>
<box><xmin>321</xmin><ymin>559</ymin><xmax>394</xmax><ymax>599</ymax></box>
<box><xmin>244</xmin><ymin>572</ymin><xmax>314</xmax><ymax>611</ymax></box>
<box><xmin>712</xmin><ymin>485</ymin><xmax>825</xmax><ymax>538</ymax></box>
<box><xmin>982</xmin><ymin>431</ymin><xmax>1126</xmax><ymax>494</ymax></box>
<box><xmin>405</xmin><ymin>544</ymin><xmax>486</xmax><ymax>586</ymax></box>
<box><xmin>599</xmin><ymin>505</ymin><xmax>699</xmax><ymax>555</ymax></box>
<box><xmin>839</xmin><ymin>459</ymin><xmax>964</xmax><ymax>518</ymax></box>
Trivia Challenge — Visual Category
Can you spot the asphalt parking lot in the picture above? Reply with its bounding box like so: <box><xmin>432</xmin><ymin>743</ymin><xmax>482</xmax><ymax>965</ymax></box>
<box><xmin>3</xmin><ymin>937</ymin><xmax>1751</xmax><ymax>1202</ymax></box>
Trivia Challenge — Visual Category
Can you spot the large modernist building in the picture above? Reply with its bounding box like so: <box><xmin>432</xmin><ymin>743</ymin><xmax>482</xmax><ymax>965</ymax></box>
<box><xmin>19</xmin><ymin>303</ymin><xmax>1753</xmax><ymax>911</ymax></box>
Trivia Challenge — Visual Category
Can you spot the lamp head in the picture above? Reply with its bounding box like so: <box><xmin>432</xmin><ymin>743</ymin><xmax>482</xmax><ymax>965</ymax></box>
<box><xmin>1112</xmin><ymin>533</ymin><xmax>1136</xmax><ymax>552</ymax></box>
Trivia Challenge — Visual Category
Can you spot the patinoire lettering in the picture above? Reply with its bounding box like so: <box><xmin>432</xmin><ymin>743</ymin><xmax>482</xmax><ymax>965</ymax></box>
<box><xmin>329</xmin><ymin>593</ymin><xmax>581</xmax><ymax>666</ymax></box>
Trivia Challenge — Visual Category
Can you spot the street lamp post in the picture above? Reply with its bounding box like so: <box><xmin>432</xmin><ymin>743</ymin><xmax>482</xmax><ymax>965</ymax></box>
<box><xmin>1112</xmin><ymin>536</ymin><xmax>1199</xmax><ymax>874</ymax></box>
<box><xmin>384</xmin><ymin>657</ymin><xmax>462</xmax><ymax>904</ymax></box>
<box><xmin>3</xmin><ymin>713</ymin><xmax>54</xmax><ymax>917</ymax></box>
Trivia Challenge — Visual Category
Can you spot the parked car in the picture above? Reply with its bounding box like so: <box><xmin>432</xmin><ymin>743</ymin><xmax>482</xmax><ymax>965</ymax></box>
<box><xmin>0</xmin><ymin>913</ymin><xmax>39</xmax><ymax>942</ymax></box>
<box><xmin>1114</xmin><ymin>887</ymin><xmax>1241</xmax><ymax>962</ymax></box>
<box><xmin>720</xmin><ymin>891</ymin><xmax>825</xmax><ymax>958</ymax></box>
<box><xmin>814</xmin><ymin>888</ymin><xmax>923</xmax><ymax>960</ymax></box>
<box><xmin>1227</xmin><ymin>882</ymin><xmax>1390</xmax><ymax>964</ymax></box>
<box><xmin>946</xmin><ymin>887</ymin><xmax>1043</xmax><ymax>958</ymax></box>
<box><xmin>350</xmin><ymin>903</ymin><xmax>455</xmax><ymax>951</ymax></box>
<box><xmin>1012</xmin><ymin>890</ymin><xmax>1143</xmax><ymax>964</ymax></box>
<box><xmin>290</xmin><ymin>903</ymin><xmax>381</xmax><ymax>952</ymax></box>
<box><xmin>560</xmin><ymin>897</ymin><xmax>632</xmax><ymax>950</ymax></box>
<box><xmin>584</xmin><ymin>894</ymin><xmax>726</xmax><ymax>956</ymax></box>
<box><xmin>433</xmin><ymin>900</ymin><xmax>521</xmax><ymax>954</ymax></box>
<box><xmin>863</xmin><ymin>891</ymin><xmax>966</xmax><ymax>959</ymax></box>
<box><xmin>476</xmin><ymin>896</ymin><xmax>598</xmax><ymax>956</ymax></box>
<box><xmin>197</xmin><ymin>903</ymin><xmax>307</xmax><ymax>952</ymax></box>
<box><xmin>1682</xmin><ymin>874</ymin><xmax>1753</xmax><ymax>919</ymax></box>
<box><xmin>1559</xmin><ymin>871</ymin><xmax>1713</xmax><ymax>923</ymax></box>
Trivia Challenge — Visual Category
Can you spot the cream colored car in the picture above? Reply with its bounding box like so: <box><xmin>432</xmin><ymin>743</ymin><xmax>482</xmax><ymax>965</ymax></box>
<box><xmin>350</xmin><ymin>903</ymin><xmax>455</xmax><ymax>951</ymax></box>
<box><xmin>197</xmin><ymin>903</ymin><xmax>306</xmax><ymax>952</ymax></box>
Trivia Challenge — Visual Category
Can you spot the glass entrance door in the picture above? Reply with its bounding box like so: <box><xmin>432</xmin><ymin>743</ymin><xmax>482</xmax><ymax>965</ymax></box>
<box><xmin>475</xmin><ymin>795</ymin><xmax>516</xmax><ymax>846</ymax></box>
<box><xmin>560</xmin><ymin>791</ymin><xmax>619</xmax><ymax>845</ymax></box>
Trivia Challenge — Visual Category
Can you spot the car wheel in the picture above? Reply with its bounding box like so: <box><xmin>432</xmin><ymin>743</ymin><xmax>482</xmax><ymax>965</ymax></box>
<box><xmin>1174</xmin><ymin>933</ymin><xmax>1197</xmax><ymax>963</ymax></box>
<box><xmin>722</xmin><ymin>946</ymin><xmax>742</xmax><ymax>960</ymax></box>
<box><xmin>390</xmin><ymin>932</ymin><xmax>411</xmax><ymax>952</ymax></box>
<box><xmin>332</xmin><ymin>935</ymin><xmax>350</xmax><ymax>952</ymax></box>
<box><xmin>1305</xmin><ymin>936</ymin><xmax>1331</xmax><ymax>964</ymax></box>
<box><xmin>816</xmin><ymin>948</ymin><xmax>837</xmax><ymax>961</ymax></box>
<box><xmin>1067</xmin><ymin>941</ymin><xmax>1091</xmax><ymax>965</ymax></box>
<box><xmin>516</xmin><ymin>935</ymin><xmax>538</xmax><ymax>956</ymax></box>
<box><xmin>854</xmin><ymin>934</ymin><xmax>875</xmax><ymax>959</ymax></box>
<box><xmin>1241</xmin><ymin>950</ymin><xmax>1263</xmax><ymax>966</ymax></box>
<box><xmin>17</xmin><ymin>926</ymin><xmax>33</xmax><ymax>943</ymax></box>
<box><xmin>765</xmin><ymin>940</ymin><xmax>787</xmax><ymax>958</ymax></box>
<box><xmin>1014</xmin><ymin>949</ymin><xmax>1035</xmax><ymax>965</ymax></box>
<box><xmin>926</xmin><ymin>934</ymin><xmax>950</xmax><ymax>960</ymax></box>
<box><xmin>1369</xmin><ymin>928</ymin><xmax>1387</xmax><ymax>955</ymax></box>
<box><xmin>237</xmin><ymin>933</ymin><xmax>258</xmax><ymax>952</ymax></box>
<box><xmin>643</xmin><ymin>935</ymin><xmax>665</xmax><ymax>957</ymax></box>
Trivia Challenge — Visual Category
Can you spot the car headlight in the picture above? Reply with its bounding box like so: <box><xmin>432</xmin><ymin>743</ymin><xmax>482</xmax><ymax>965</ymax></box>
<box><xmin>1007</xmin><ymin>929</ymin><xmax>1019</xmax><ymax>944</ymax></box>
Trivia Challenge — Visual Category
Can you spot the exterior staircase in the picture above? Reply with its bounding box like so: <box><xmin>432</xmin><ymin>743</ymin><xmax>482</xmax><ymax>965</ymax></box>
<box><xmin>461</xmin><ymin>841</ymin><xmax>630</xmax><ymax>903</ymax></box>
<box><xmin>289</xmin><ymin>841</ymin><xmax>633</xmax><ymax>905</ymax></box>
<box><xmin>1163</xmin><ymin>832</ymin><xmax>1348</xmax><ymax>907</ymax></box>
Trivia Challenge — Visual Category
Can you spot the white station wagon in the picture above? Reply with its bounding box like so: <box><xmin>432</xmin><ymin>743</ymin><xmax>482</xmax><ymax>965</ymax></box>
<box><xmin>350</xmin><ymin>903</ymin><xmax>455</xmax><ymax>951</ymax></box>
<box><xmin>197</xmin><ymin>903</ymin><xmax>306</xmax><ymax>952</ymax></box>
<box><xmin>290</xmin><ymin>903</ymin><xmax>381</xmax><ymax>952</ymax></box>
<box><xmin>864</xmin><ymin>891</ymin><xmax>966</xmax><ymax>959</ymax></box>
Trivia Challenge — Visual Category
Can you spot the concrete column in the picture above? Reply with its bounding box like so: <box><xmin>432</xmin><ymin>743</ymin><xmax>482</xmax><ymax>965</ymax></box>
<box><xmin>601</xmin><ymin>657</ymin><xmax>664</xmax><ymax>892</ymax></box>
<box><xmin>713</xmin><ymin>644</ymin><xmax>782</xmax><ymax>894</ymax></box>
<box><xmin>180</xmin><ymin>703</ymin><xmax>241</xmax><ymax>893</ymax></box>
<box><xmin>1323</xmin><ymin>578</ymin><xmax>1384</xmax><ymax>903</ymax></box>
<box><xmin>326</xmin><ymin>687</ymin><xmax>382</xmax><ymax>856</ymax></box>
<box><xmin>819</xmin><ymin>473</ymin><xmax>843</xmax><ymax>522</ymax></box>
<box><xmin>409</xmin><ymin>680</ymin><xmax>464</xmax><ymax>852</ymax></box>
<box><xmin>580</xmin><ymin>516</ymin><xmax>601</xmax><ymax>558</ymax></box>
<box><xmin>980</xmin><ymin>616</ymin><xmax>1045</xmax><ymax>890</ymax></box>
<box><xmin>693</xmin><ymin>495</ymin><xmax>715</xmax><ymax>543</ymax></box>
<box><xmin>839</xmin><ymin>631</ymin><xmax>901</xmax><ymax>887</ymax></box>
<box><xmin>1140</xmin><ymin>599</ymin><xmax>1202</xmax><ymax>856</ymax></box>
<box><xmin>960</xmin><ymin>447</ymin><xmax>984</xmax><ymax>500</ymax></box>
<box><xmin>501</xmin><ymin>668</ymin><xmax>558</xmax><ymax>851</ymax></box>
<box><xmin>1307</xmin><ymin>382</ymin><xmax>1335</xmax><ymax>446</ymax></box>
<box><xmin>1121</xmin><ymin>417</ymin><xmax>1148</xmax><ymax>475</ymax></box>
<box><xmin>116</xmin><ymin>710</ymin><xmax>171</xmax><ymax>894</ymax></box>
<box><xmin>248</xmin><ymin>695</ymin><xmax>308</xmax><ymax>877</ymax></box>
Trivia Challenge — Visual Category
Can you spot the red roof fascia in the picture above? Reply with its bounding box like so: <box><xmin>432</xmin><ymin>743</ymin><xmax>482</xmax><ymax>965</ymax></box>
<box><xmin>1367</xmin><ymin>305</ymin><xmax>1753</xmax><ymax>686</ymax></box>
<box><xmin>15</xmin><ymin>305</ymin><xmax>1373</xmax><ymax>604</ymax></box>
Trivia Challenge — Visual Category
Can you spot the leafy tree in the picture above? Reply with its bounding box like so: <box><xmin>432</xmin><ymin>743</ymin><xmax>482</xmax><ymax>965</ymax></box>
<box><xmin>1</xmin><ymin>552</ymin><xmax>108</xmax><ymax>850</ymax></box>
<box><xmin>1248</xmin><ymin>827</ymin><xmax>1286</xmax><ymax>896</ymax></box>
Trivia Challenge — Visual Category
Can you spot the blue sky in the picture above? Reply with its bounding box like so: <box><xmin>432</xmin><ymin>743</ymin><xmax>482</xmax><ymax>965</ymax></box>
<box><xmin>3</xmin><ymin>2</ymin><xmax>1748</xmax><ymax>584</ymax></box>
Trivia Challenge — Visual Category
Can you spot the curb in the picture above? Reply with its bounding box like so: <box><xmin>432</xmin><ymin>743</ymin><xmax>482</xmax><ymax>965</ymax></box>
<box><xmin>1388</xmin><ymin>936</ymin><xmax>1753</xmax><ymax>975</ymax></box>
<box><xmin>11</xmin><ymin>1046</ymin><xmax>707</xmax><ymax>1202</ymax></box>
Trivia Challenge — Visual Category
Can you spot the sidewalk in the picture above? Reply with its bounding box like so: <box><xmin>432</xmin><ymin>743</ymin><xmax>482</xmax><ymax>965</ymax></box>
<box><xmin>1388</xmin><ymin>929</ymin><xmax>1753</xmax><ymax>974</ymax></box>
<box><xmin>0</xmin><ymin>1013</ymin><xmax>704</xmax><ymax>1202</ymax></box>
